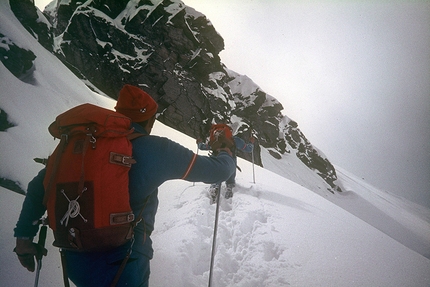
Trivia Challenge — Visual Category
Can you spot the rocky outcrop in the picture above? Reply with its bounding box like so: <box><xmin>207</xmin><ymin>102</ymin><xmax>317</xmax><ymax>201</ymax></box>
<box><xmin>0</xmin><ymin>109</ymin><xmax>15</xmax><ymax>132</ymax></box>
<box><xmin>0</xmin><ymin>32</ymin><xmax>36</xmax><ymax>83</ymax></box>
<box><xmin>10</xmin><ymin>0</ymin><xmax>341</xmax><ymax>192</ymax></box>
<box><xmin>284</xmin><ymin>120</ymin><xmax>340</xmax><ymax>191</ymax></box>
<box><xmin>9</xmin><ymin>0</ymin><xmax>53</xmax><ymax>51</ymax></box>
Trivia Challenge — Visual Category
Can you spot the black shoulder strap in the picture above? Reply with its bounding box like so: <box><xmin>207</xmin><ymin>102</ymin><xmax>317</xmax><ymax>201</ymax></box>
<box><xmin>127</xmin><ymin>132</ymin><xmax>145</xmax><ymax>141</ymax></box>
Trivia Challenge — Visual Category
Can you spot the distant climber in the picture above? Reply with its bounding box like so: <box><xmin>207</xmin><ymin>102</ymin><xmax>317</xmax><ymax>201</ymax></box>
<box><xmin>197</xmin><ymin>123</ymin><xmax>254</xmax><ymax>203</ymax></box>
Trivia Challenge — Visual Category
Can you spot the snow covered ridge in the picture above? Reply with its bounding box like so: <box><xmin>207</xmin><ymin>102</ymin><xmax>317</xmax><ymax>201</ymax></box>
<box><xmin>9</xmin><ymin>0</ymin><xmax>341</xmax><ymax>192</ymax></box>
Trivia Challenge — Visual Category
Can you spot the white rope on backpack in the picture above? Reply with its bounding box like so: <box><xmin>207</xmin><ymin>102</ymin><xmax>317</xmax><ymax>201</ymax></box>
<box><xmin>60</xmin><ymin>187</ymin><xmax>88</xmax><ymax>226</ymax></box>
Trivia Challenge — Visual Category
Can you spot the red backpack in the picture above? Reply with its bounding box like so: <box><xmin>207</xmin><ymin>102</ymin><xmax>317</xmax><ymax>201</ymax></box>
<box><xmin>43</xmin><ymin>103</ymin><xmax>138</xmax><ymax>251</ymax></box>
<box><xmin>208</xmin><ymin>123</ymin><xmax>234</xmax><ymax>150</ymax></box>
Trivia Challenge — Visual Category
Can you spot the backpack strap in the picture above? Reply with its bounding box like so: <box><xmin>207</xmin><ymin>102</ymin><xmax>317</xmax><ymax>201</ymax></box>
<box><xmin>110</xmin><ymin>132</ymin><xmax>147</xmax><ymax>287</ymax></box>
<box><xmin>60</xmin><ymin>249</ymin><xmax>71</xmax><ymax>287</ymax></box>
<box><xmin>77</xmin><ymin>129</ymin><xmax>96</xmax><ymax>197</ymax></box>
<box><xmin>127</xmin><ymin>131</ymin><xmax>145</xmax><ymax>141</ymax></box>
<box><xmin>43</xmin><ymin>134</ymin><xmax>68</xmax><ymax>205</ymax></box>
<box><xmin>110</xmin><ymin>195</ymin><xmax>150</xmax><ymax>287</ymax></box>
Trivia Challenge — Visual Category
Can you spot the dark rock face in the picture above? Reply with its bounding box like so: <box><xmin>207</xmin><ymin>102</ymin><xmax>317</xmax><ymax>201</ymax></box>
<box><xmin>10</xmin><ymin>0</ymin><xmax>341</xmax><ymax>192</ymax></box>
<box><xmin>0</xmin><ymin>109</ymin><xmax>15</xmax><ymax>132</ymax></box>
<box><xmin>0</xmin><ymin>32</ymin><xmax>36</xmax><ymax>83</ymax></box>
<box><xmin>284</xmin><ymin>120</ymin><xmax>340</xmax><ymax>191</ymax></box>
<box><xmin>9</xmin><ymin>0</ymin><xmax>53</xmax><ymax>51</ymax></box>
<box><xmin>0</xmin><ymin>177</ymin><xmax>25</xmax><ymax>195</ymax></box>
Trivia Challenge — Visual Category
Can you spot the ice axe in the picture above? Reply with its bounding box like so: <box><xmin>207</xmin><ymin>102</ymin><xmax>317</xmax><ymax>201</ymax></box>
<box><xmin>34</xmin><ymin>224</ymin><xmax>47</xmax><ymax>287</ymax></box>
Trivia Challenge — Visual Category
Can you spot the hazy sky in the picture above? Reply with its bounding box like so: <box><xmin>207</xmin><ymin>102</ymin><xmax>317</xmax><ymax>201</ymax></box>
<box><xmin>34</xmin><ymin>0</ymin><xmax>429</xmax><ymax>208</ymax></box>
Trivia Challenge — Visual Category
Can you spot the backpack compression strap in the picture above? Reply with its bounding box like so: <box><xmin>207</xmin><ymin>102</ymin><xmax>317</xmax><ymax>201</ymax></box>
<box><xmin>110</xmin><ymin>195</ymin><xmax>150</xmax><ymax>287</ymax></box>
<box><xmin>109</xmin><ymin>132</ymin><xmax>146</xmax><ymax>287</ymax></box>
<box><xmin>43</xmin><ymin>134</ymin><xmax>68</xmax><ymax>205</ymax></box>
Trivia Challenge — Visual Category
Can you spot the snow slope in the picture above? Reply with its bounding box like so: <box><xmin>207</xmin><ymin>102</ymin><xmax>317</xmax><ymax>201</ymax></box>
<box><xmin>1</xmin><ymin>2</ymin><xmax>430</xmax><ymax>286</ymax></box>
<box><xmin>2</xmin><ymin>151</ymin><xmax>430</xmax><ymax>286</ymax></box>
<box><xmin>261</xmin><ymin>147</ymin><xmax>430</xmax><ymax>259</ymax></box>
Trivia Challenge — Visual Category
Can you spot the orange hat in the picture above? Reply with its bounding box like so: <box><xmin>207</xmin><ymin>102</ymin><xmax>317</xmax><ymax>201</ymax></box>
<box><xmin>115</xmin><ymin>84</ymin><xmax>158</xmax><ymax>122</ymax></box>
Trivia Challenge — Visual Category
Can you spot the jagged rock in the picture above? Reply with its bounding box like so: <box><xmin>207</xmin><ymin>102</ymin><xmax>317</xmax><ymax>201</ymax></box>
<box><xmin>11</xmin><ymin>0</ymin><xmax>341</xmax><ymax>192</ymax></box>
<box><xmin>9</xmin><ymin>0</ymin><xmax>53</xmax><ymax>51</ymax></box>
<box><xmin>283</xmin><ymin>119</ymin><xmax>339</xmax><ymax>190</ymax></box>
<box><xmin>0</xmin><ymin>109</ymin><xmax>15</xmax><ymax>132</ymax></box>
<box><xmin>0</xmin><ymin>33</ymin><xmax>36</xmax><ymax>81</ymax></box>
<box><xmin>0</xmin><ymin>177</ymin><xmax>25</xmax><ymax>195</ymax></box>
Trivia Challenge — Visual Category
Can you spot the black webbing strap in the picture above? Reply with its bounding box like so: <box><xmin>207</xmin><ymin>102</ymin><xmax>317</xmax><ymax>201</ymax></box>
<box><xmin>42</xmin><ymin>134</ymin><xmax>68</xmax><ymax>205</ymax></box>
<box><xmin>110</xmin><ymin>133</ymin><xmax>147</xmax><ymax>287</ymax></box>
<box><xmin>110</xmin><ymin>195</ymin><xmax>150</xmax><ymax>287</ymax></box>
<box><xmin>60</xmin><ymin>249</ymin><xmax>70</xmax><ymax>287</ymax></box>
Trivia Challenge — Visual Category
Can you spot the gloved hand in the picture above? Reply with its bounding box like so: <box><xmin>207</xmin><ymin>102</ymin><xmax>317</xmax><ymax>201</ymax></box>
<box><xmin>14</xmin><ymin>238</ymin><xmax>47</xmax><ymax>272</ymax></box>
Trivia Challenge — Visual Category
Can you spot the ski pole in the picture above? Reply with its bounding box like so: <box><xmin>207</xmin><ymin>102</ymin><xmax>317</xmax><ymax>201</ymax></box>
<box><xmin>251</xmin><ymin>133</ymin><xmax>256</xmax><ymax>184</ymax></box>
<box><xmin>208</xmin><ymin>187</ymin><xmax>222</xmax><ymax>287</ymax></box>
<box><xmin>34</xmin><ymin>225</ymin><xmax>47</xmax><ymax>287</ymax></box>
<box><xmin>251</xmin><ymin>147</ymin><xmax>255</xmax><ymax>184</ymax></box>
<box><xmin>194</xmin><ymin>143</ymin><xmax>199</xmax><ymax>186</ymax></box>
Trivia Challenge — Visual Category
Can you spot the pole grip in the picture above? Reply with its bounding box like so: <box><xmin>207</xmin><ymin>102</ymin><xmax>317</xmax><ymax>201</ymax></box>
<box><xmin>38</xmin><ymin>225</ymin><xmax>47</xmax><ymax>246</ymax></box>
<box><xmin>36</xmin><ymin>225</ymin><xmax>47</xmax><ymax>260</ymax></box>
<box><xmin>34</xmin><ymin>225</ymin><xmax>48</xmax><ymax>287</ymax></box>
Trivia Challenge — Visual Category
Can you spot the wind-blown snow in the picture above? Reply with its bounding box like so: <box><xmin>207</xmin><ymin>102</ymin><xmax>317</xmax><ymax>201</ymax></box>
<box><xmin>1</xmin><ymin>1</ymin><xmax>429</xmax><ymax>286</ymax></box>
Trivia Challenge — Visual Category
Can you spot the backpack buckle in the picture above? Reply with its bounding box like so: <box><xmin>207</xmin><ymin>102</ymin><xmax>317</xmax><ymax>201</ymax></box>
<box><xmin>110</xmin><ymin>212</ymin><xmax>135</xmax><ymax>225</ymax></box>
<box><xmin>109</xmin><ymin>152</ymin><xmax>136</xmax><ymax>167</ymax></box>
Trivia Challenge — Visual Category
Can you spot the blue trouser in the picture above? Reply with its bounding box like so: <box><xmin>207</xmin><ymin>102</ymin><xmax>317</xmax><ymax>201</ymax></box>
<box><xmin>212</xmin><ymin>168</ymin><xmax>235</xmax><ymax>188</ymax></box>
<box><xmin>226</xmin><ymin>168</ymin><xmax>236</xmax><ymax>185</ymax></box>
<box><xmin>64</xmin><ymin>243</ymin><xmax>150</xmax><ymax>287</ymax></box>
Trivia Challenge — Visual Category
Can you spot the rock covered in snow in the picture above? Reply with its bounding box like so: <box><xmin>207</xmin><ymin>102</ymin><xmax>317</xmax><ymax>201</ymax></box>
<box><xmin>9</xmin><ymin>0</ymin><xmax>53</xmax><ymax>51</ymax></box>
<box><xmin>0</xmin><ymin>33</ymin><xmax>36</xmax><ymax>80</ymax></box>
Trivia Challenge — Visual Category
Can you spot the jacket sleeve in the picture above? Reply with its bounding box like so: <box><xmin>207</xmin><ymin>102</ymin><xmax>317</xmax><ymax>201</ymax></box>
<box><xmin>14</xmin><ymin>169</ymin><xmax>47</xmax><ymax>238</ymax></box>
<box><xmin>182</xmin><ymin>151</ymin><xmax>236</xmax><ymax>183</ymax></box>
<box><xmin>234</xmin><ymin>137</ymin><xmax>254</xmax><ymax>153</ymax></box>
<box><xmin>130</xmin><ymin>136</ymin><xmax>236</xmax><ymax>190</ymax></box>
<box><xmin>163</xmin><ymin>137</ymin><xmax>236</xmax><ymax>184</ymax></box>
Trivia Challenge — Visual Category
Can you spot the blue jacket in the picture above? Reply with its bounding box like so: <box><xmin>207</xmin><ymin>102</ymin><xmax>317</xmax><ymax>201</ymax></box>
<box><xmin>14</xmin><ymin>122</ymin><xmax>236</xmax><ymax>260</ymax></box>
<box><xmin>127</xmin><ymin>123</ymin><xmax>235</xmax><ymax>258</ymax></box>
